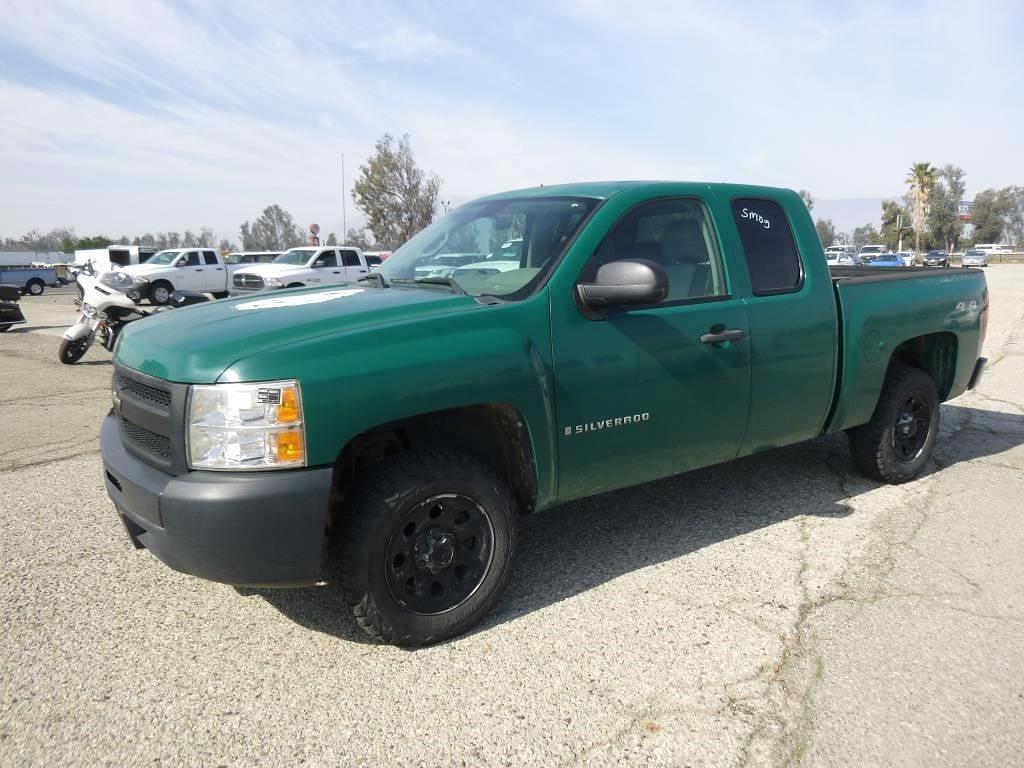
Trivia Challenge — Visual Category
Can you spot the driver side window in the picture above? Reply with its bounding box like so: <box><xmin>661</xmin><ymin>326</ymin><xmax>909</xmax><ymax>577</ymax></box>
<box><xmin>313</xmin><ymin>250</ymin><xmax>338</xmax><ymax>268</ymax></box>
<box><xmin>183</xmin><ymin>251</ymin><xmax>201</xmax><ymax>267</ymax></box>
<box><xmin>582</xmin><ymin>198</ymin><xmax>726</xmax><ymax>303</ymax></box>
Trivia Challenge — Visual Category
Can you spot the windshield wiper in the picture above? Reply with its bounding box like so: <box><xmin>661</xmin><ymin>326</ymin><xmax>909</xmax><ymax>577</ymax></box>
<box><xmin>357</xmin><ymin>273</ymin><xmax>389</xmax><ymax>288</ymax></box>
<box><xmin>391</xmin><ymin>277</ymin><xmax>467</xmax><ymax>295</ymax></box>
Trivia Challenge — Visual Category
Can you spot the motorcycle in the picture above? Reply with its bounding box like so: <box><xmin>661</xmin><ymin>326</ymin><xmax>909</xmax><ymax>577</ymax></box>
<box><xmin>60</xmin><ymin>262</ymin><xmax>209</xmax><ymax>364</ymax></box>
<box><xmin>0</xmin><ymin>283</ymin><xmax>27</xmax><ymax>332</ymax></box>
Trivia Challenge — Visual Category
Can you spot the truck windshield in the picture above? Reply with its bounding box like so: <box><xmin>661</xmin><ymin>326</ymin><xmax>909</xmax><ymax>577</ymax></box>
<box><xmin>376</xmin><ymin>197</ymin><xmax>598</xmax><ymax>298</ymax></box>
<box><xmin>148</xmin><ymin>250</ymin><xmax>182</xmax><ymax>265</ymax></box>
<box><xmin>274</xmin><ymin>249</ymin><xmax>316</xmax><ymax>265</ymax></box>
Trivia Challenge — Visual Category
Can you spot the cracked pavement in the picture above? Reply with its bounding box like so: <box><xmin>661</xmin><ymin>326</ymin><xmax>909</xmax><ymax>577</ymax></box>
<box><xmin>1</xmin><ymin>271</ymin><xmax>1022</xmax><ymax>766</ymax></box>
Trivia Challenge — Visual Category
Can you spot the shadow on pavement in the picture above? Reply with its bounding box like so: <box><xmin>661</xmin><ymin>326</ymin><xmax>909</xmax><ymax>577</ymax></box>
<box><xmin>248</xmin><ymin>403</ymin><xmax>1024</xmax><ymax>645</ymax></box>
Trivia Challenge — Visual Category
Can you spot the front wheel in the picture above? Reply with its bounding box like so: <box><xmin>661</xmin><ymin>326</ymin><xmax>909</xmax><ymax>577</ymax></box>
<box><xmin>150</xmin><ymin>281</ymin><xmax>173</xmax><ymax>306</ymax></box>
<box><xmin>59</xmin><ymin>336</ymin><xmax>91</xmax><ymax>364</ymax></box>
<box><xmin>848</xmin><ymin>365</ymin><xmax>939</xmax><ymax>483</ymax></box>
<box><xmin>333</xmin><ymin>451</ymin><xmax>518</xmax><ymax>646</ymax></box>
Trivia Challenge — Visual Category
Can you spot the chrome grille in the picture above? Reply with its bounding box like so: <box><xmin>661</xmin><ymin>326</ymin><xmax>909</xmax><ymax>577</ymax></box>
<box><xmin>232</xmin><ymin>273</ymin><xmax>265</xmax><ymax>290</ymax></box>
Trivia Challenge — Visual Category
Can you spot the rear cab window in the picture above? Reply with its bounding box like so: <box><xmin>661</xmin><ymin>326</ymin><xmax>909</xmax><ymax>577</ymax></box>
<box><xmin>730</xmin><ymin>198</ymin><xmax>803</xmax><ymax>295</ymax></box>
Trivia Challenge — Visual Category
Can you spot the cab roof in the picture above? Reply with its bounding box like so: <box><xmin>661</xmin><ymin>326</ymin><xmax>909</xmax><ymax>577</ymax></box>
<box><xmin>473</xmin><ymin>180</ymin><xmax>796</xmax><ymax>202</ymax></box>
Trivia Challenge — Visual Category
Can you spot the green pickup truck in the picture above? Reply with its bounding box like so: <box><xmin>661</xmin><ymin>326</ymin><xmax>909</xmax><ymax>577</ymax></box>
<box><xmin>101</xmin><ymin>181</ymin><xmax>988</xmax><ymax>645</ymax></box>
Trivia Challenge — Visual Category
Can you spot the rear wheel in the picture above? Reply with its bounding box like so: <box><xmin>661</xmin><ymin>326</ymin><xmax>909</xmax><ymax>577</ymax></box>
<box><xmin>332</xmin><ymin>451</ymin><xmax>518</xmax><ymax>646</ymax></box>
<box><xmin>27</xmin><ymin>279</ymin><xmax>44</xmax><ymax>296</ymax></box>
<box><xmin>150</xmin><ymin>281</ymin><xmax>173</xmax><ymax>306</ymax></box>
<box><xmin>848</xmin><ymin>365</ymin><xmax>939</xmax><ymax>483</ymax></box>
<box><xmin>59</xmin><ymin>337</ymin><xmax>91</xmax><ymax>364</ymax></box>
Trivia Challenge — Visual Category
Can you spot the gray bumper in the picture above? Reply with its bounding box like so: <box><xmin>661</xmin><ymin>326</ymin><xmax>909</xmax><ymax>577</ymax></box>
<box><xmin>101</xmin><ymin>414</ymin><xmax>333</xmax><ymax>587</ymax></box>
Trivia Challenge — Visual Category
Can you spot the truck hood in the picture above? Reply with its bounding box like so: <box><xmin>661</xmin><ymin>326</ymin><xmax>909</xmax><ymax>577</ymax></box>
<box><xmin>121</xmin><ymin>263</ymin><xmax>175</xmax><ymax>275</ymax></box>
<box><xmin>115</xmin><ymin>285</ymin><xmax>481</xmax><ymax>382</ymax></box>
<box><xmin>233</xmin><ymin>263</ymin><xmax>309</xmax><ymax>277</ymax></box>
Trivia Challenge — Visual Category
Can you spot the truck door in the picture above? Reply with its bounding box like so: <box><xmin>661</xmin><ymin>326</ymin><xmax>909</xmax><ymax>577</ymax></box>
<box><xmin>725</xmin><ymin>197</ymin><xmax>837</xmax><ymax>454</ymax></box>
<box><xmin>310</xmin><ymin>249</ymin><xmax>340</xmax><ymax>284</ymax></box>
<box><xmin>175</xmin><ymin>251</ymin><xmax>205</xmax><ymax>291</ymax></box>
<box><xmin>552</xmin><ymin>196</ymin><xmax>752</xmax><ymax>500</ymax></box>
<box><xmin>340</xmin><ymin>249</ymin><xmax>368</xmax><ymax>282</ymax></box>
<box><xmin>202</xmin><ymin>250</ymin><xmax>225</xmax><ymax>291</ymax></box>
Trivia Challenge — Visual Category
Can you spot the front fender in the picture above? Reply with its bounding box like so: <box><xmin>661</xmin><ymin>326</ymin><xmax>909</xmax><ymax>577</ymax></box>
<box><xmin>63</xmin><ymin>317</ymin><xmax>98</xmax><ymax>341</ymax></box>
<box><xmin>220</xmin><ymin>294</ymin><xmax>559</xmax><ymax>508</ymax></box>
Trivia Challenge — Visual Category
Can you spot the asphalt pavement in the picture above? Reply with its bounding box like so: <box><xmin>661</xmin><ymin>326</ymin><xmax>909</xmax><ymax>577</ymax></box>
<box><xmin>1</xmin><ymin>271</ymin><xmax>1022</xmax><ymax>767</ymax></box>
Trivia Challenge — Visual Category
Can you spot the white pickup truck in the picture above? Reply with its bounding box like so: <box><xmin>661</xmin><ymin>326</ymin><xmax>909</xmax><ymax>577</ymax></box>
<box><xmin>120</xmin><ymin>248</ymin><xmax>236</xmax><ymax>305</ymax></box>
<box><xmin>229</xmin><ymin>245</ymin><xmax>379</xmax><ymax>295</ymax></box>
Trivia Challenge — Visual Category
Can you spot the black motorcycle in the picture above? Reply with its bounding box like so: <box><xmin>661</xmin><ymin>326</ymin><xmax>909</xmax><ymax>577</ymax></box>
<box><xmin>0</xmin><ymin>283</ymin><xmax>27</xmax><ymax>332</ymax></box>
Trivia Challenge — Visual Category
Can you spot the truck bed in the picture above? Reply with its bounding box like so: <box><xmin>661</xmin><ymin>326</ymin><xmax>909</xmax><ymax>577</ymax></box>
<box><xmin>829</xmin><ymin>265</ymin><xmax>975</xmax><ymax>284</ymax></box>
<box><xmin>826</xmin><ymin>264</ymin><xmax>987</xmax><ymax>434</ymax></box>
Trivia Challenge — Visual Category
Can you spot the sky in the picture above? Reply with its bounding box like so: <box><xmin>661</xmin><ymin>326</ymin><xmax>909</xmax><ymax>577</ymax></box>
<box><xmin>1</xmin><ymin>0</ymin><xmax>1021</xmax><ymax>242</ymax></box>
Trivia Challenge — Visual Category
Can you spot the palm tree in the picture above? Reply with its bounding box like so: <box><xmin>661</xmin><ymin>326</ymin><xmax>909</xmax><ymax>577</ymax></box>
<box><xmin>905</xmin><ymin>162</ymin><xmax>938</xmax><ymax>254</ymax></box>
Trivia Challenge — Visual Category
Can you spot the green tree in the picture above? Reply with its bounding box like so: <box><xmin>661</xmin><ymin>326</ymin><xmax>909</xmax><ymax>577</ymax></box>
<box><xmin>239</xmin><ymin>205</ymin><xmax>304</xmax><ymax>250</ymax></box>
<box><xmin>76</xmin><ymin>235</ymin><xmax>113</xmax><ymax>250</ymax></box>
<box><xmin>352</xmin><ymin>133</ymin><xmax>441</xmax><ymax>250</ymax></box>
<box><xmin>905</xmin><ymin>162</ymin><xmax>938</xmax><ymax>254</ymax></box>
<box><xmin>851</xmin><ymin>223</ymin><xmax>880</xmax><ymax>249</ymax></box>
<box><xmin>1003</xmin><ymin>186</ymin><xmax>1024</xmax><ymax>247</ymax></box>
<box><xmin>342</xmin><ymin>227</ymin><xmax>372</xmax><ymax>249</ymax></box>
<box><xmin>814</xmin><ymin>218</ymin><xmax>836</xmax><ymax>247</ymax></box>
<box><xmin>970</xmin><ymin>189</ymin><xmax>1012</xmax><ymax>243</ymax></box>
<box><xmin>325</xmin><ymin>232</ymin><xmax>338</xmax><ymax>246</ymax></box>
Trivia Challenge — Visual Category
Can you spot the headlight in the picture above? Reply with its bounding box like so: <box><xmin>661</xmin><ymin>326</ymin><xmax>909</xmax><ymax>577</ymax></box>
<box><xmin>187</xmin><ymin>380</ymin><xmax>306</xmax><ymax>470</ymax></box>
<box><xmin>81</xmin><ymin>303</ymin><xmax>98</xmax><ymax>318</ymax></box>
<box><xmin>265</xmin><ymin>277</ymin><xmax>284</xmax><ymax>287</ymax></box>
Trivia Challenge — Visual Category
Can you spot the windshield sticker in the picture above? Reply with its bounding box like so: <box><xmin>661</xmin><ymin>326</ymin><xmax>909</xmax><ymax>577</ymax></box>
<box><xmin>234</xmin><ymin>288</ymin><xmax>365</xmax><ymax>311</ymax></box>
<box><xmin>741</xmin><ymin>207</ymin><xmax>771</xmax><ymax>230</ymax></box>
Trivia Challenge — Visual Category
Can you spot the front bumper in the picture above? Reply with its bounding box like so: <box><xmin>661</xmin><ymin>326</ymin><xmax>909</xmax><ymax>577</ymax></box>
<box><xmin>101</xmin><ymin>414</ymin><xmax>333</xmax><ymax>587</ymax></box>
<box><xmin>968</xmin><ymin>357</ymin><xmax>987</xmax><ymax>390</ymax></box>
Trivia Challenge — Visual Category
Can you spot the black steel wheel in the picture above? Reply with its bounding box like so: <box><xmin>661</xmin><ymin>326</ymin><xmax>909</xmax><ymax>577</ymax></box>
<box><xmin>333</xmin><ymin>451</ymin><xmax>518</xmax><ymax>646</ymax></box>
<box><xmin>384</xmin><ymin>493</ymin><xmax>494</xmax><ymax>616</ymax></box>
<box><xmin>849</xmin><ymin>364</ymin><xmax>939</xmax><ymax>483</ymax></box>
<box><xmin>58</xmin><ymin>337</ymin><xmax>91</xmax><ymax>364</ymax></box>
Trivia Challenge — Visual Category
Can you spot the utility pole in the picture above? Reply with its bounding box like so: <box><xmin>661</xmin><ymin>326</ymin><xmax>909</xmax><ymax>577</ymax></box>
<box><xmin>341</xmin><ymin>153</ymin><xmax>347</xmax><ymax>241</ymax></box>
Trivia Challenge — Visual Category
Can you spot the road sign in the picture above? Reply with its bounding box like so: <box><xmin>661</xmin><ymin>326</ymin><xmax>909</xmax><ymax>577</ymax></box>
<box><xmin>310</xmin><ymin>223</ymin><xmax>321</xmax><ymax>235</ymax></box>
<box><xmin>958</xmin><ymin>201</ymin><xmax>973</xmax><ymax>222</ymax></box>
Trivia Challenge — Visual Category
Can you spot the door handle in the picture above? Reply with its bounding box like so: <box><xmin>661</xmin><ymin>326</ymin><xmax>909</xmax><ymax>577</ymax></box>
<box><xmin>358</xmin><ymin>269</ymin><xmax>367</xmax><ymax>273</ymax></box>
<box><xmin>700</xmin><ymin>329</ymin><xmax>746</xmax><ymax>344</ymax></box>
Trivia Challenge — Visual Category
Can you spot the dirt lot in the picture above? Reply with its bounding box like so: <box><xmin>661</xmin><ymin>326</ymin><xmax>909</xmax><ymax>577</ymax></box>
<box><xmin>1</xmin><ymin>271</ymin><xmax>1022</xmax><ymax>767</ymax></box>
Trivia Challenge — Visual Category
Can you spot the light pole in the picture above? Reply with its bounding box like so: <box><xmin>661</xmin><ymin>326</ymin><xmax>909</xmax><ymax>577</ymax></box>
<box><xmin>341</xmin><ymin>153</ymin><xmax>347</xmax><ymax>241</ymax></box>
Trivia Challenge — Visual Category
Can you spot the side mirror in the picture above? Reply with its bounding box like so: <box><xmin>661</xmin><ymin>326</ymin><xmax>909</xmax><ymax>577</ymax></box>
<box><xmin>577</xmin><ymin>259</ymin><xmax>668</xmax><ymax>308</ymax></box>
<box><xmin>173</xmin><ymin>259</ymin><xmax>186</xmax><ymax>268</ymax></box>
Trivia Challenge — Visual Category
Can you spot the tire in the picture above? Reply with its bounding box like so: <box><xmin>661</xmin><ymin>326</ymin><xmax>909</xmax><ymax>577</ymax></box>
<box><xmin>286</xmin><ymin>282</ymin><xmax>304</xmax><ymax>289</ymax></box>
<box><xmin>848</xmin><ymin>364</ymin><xmax>939</xmax><ymax>484</ymax></box>
<box><xmin>27</xmin><ymin>279</ymin><xmax>44</xmax><ymax>296</ymax></box>
<box><xmin>332</xmin><ymin>451</ymin><xmax>518</xmax><ymax>646</ymax></box>
<box><xmin>59</xmin><ymin>336</ymin><xmax>91</xmax><ymax>364</ymax></box>
<box><xmin>150</xmin><ymin>281</ymin><xmax>173</xmax><ymax>306</ymax></box>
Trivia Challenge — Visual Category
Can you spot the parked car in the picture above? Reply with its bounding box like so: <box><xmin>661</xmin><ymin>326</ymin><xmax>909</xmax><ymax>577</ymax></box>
<box><xmin>923</xmin><ymin>250</ymin><xmax>950</xmax><ymax>267</ymax></box>
<box><xmin>413</xmin><ymin>253</ymin><xmax>488</xmax><ymax>279</ymax></box>
<box><xmin>119</xmin><ymin>248</ymin><xmax>235</xmax><ymax>304</ymax></box>
<box><xmin>866</xmin><ymin>253</ymin><xmax>905</xmax><ymax>268</ymax></box>
<box><xmin>894</xmin><ymin>251</ymin><xmax>915</xmax><ymax>266</ymax></box>
<box><xmin>452</xmin><ymin>239</ymin><xmax>526</xmax><ymax>277</ymax></box>
<box><xmin>0</xmin><ymin>266</ymin><xmax>58</xmax><ymax>295</ymax></box>
<box><xmin>229</xmin><ymin>246</ymin><xmax>372</xmax><ymax>295</ymax></box>
<box><xmin>961</xmin><ymin>249</ymin><xmax>989</xmax><ymax>267</ymax></box>
<box><xmin>858</xmin><ymin>244</ymin><xmax>889</xmax><ymax>263</ymax></box>
<box><xmin>101</xmin><ymin>181</ymin><xmax>989</xmax><ymax>647</ymax></box>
